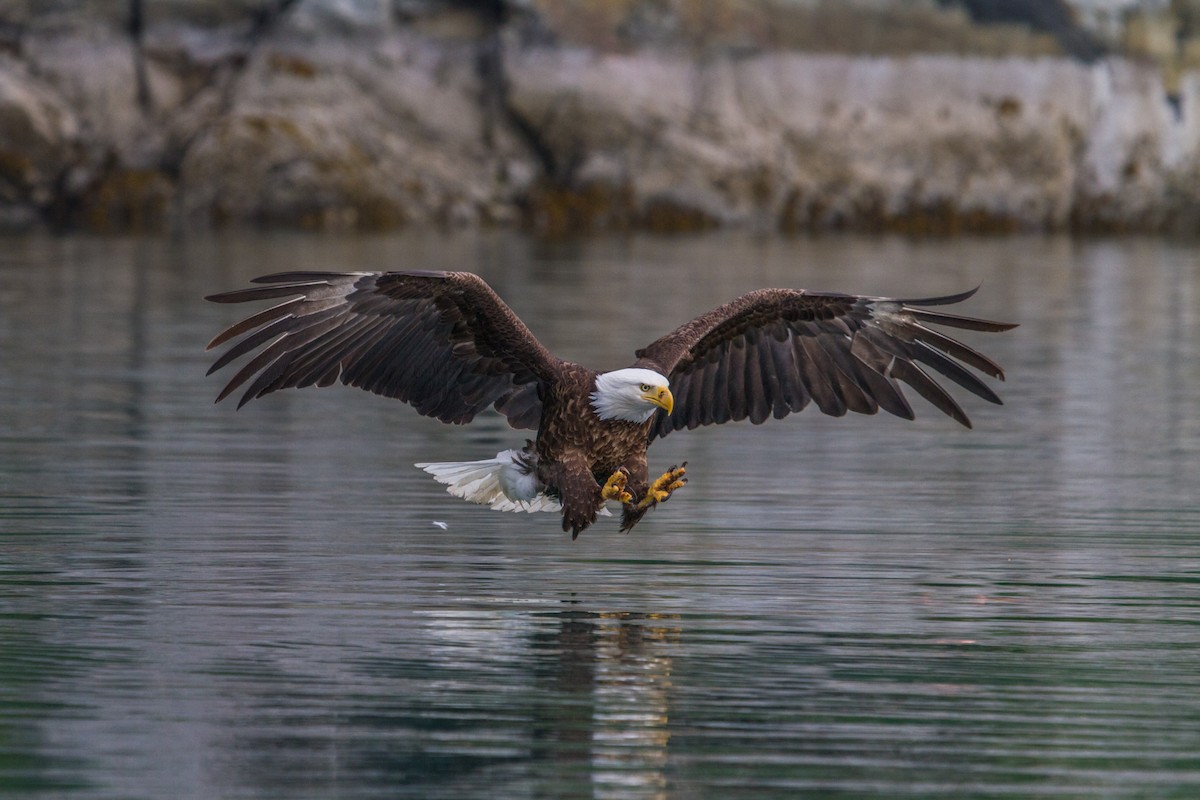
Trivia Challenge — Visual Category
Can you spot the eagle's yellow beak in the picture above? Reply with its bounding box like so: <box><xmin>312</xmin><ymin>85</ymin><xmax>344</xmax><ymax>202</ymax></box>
<box><xmin>643</xmin><ymin>385</ymin><xmax>674</xmax><ymax>415</ymax></box>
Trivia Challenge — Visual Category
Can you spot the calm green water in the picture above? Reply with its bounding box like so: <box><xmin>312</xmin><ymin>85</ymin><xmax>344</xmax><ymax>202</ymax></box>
<box><xmin>1</xmin><ymin>231</ymin><xmax>1198</xmax><ymax>799</ymax></box>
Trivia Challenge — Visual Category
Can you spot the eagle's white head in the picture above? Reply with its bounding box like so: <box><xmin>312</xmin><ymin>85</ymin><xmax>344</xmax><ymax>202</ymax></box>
<box><xmin>590</xmin><ymin>368</ymin><xmax>674</xmax><ymax>423</ymax></box>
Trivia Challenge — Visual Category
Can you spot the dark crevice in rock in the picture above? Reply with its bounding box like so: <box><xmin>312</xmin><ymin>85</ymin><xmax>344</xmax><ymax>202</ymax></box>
<box><xmin>474</xmin><ymin>0</ymin><xmax>566</xmax><ymax>184</ymax></box>
<box><xmin>248</xmin><ymin>0</ymin><xmax>304</xmax><ymax>47</ymax></box>
<box><xmin>129</xmin><ymin>0</ymin><xmax>152</xmax><ymax>112</ymax></box>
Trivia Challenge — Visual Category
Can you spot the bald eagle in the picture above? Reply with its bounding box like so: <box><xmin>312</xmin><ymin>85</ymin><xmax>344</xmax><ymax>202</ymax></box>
<box><xmin>206</xmin><ymin>271</ymin><xmax>1014</xmax><ymax>537</ymax></box>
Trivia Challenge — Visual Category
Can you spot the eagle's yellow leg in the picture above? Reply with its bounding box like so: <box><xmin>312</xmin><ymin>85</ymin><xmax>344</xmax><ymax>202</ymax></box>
<box><xmin>601</xmin><ymin>469</ymin><xmax>634</xmax><ymax>504</ymax></box>
<box><xmin>637</xmin><ymin>463</ymin><xmax>688</xmax><ymax>510</ymax></box>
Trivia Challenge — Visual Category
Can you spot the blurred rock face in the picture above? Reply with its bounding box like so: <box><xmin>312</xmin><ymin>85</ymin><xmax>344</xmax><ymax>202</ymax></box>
<box><xmin>0</xmin><ymin>0</ymin><xmax>1197</xmax><ymax>233</ymax></box>
<box><xmin>0</xmin><ymin>62</ymin><xmax>78</xmax><ymax>227</ymax></box>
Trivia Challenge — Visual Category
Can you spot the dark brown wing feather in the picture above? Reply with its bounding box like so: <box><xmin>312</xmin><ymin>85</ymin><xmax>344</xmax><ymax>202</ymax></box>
<box><xmin>634</xmin><ymin>286</ymin><xmax>1015</xmax><ymax>438</ymax></box>
<box><xmin>206</xmin><ymin>271</ymin><xmax>559</xmax><ymax>428</ymax></box>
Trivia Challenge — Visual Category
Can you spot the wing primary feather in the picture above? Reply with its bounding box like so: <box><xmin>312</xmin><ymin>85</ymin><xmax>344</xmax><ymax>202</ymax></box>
<box><xmin>206</xmin><ymin>304</ymin><xmax>348</xmax><ymax>375</ymax></box>
<box><xmin>206</xmin><ymin>298</ymin><xmax>303</xmax><ymax>350</ymax></box>
<box><xmin>757</xmin><ymin>337</ymin><xmax>789</xmax><ymax>420</ymax></box>
<box><xmin>233</xmin><ymin>314</ymin><xmax>361</xmax><ymax>402</ymax></box>
<box><xmin>249</xmin><ymin>271</ymin><xmax>373</xmax><ymax>284</ymax></box>
<box><xmin>215</xmin><ymin>336</ymin><xmax>287</xmax><ymax>403</ymax></box>
<box><xmin>847</xmin><ymin>336</ymin><xmax>914</xmax><ymax>420</ymax></box>
<box><xmin>725</xmin><ymin>337</ymin><xmax>747</xmax><ymax>421</ymax></box>
<box><xmin>672</xmin><ymin>371</ymin><xmax>691</xmax><ymax>431</ymax></box>
<box><xmin>711</xmin><ymin>361</ymin><xmax>731</xmax><ymax>425</ymax></box>
<box><xmin>855</xmin><ymin>363</ymin><xmax>913</xmax><ymax>419</ymax></box>
<box><xmin>310</xmin><ymin>315</ymin><xmax>396</xmax><ymax>382</ymax></box>
<box><xmin>205</xmin><ymin>281</ymin><xmax>337</xmax><ymax>304</ymax></box>
<box><xmin>770</xmin><ymin>335</ymin><xmax>810</xmax><ymax>413</ymax></box>
<box><xmin>796</xmin><ymin>334</ymin><xmax>847</xmax><ymax>417</ymax></box>
<box><xmin>699</xmin><ymin>356</ymin><xmax>720</xmax><ymax>425</ymax></box>
<box><xmin>889</xmin><ymin>360</ymin><xmax>971</xmax><ymax>428</ymax></box>
<box><xmin>744</xmin><ymin>337</ymin><xmax>769</xmax><ymax>424</ymax></box>
<box><xmin>898</xmin><ymin>287</ymin><xmax>981</xmax><ymax>306</ymax></box>
<box><xmin>909</xmin><ymin>322</ymin><xmax>1007</xmax><ymax>379</ymax></box>
<box><xmin>689</xmin><ymin>366</ymin><xmax>709</xmax><ymax>429</ymax></box>
<box><xmin>220</xmin><ymin>309</ymin><xmax>360</xmax><ymax>398</ymax></box>
<box><xmin>285</xmin><ymin>315</ymin><xmax>386</xmax><ymax>389</ymax></box>
<box><xmin>237</xmin><ymin>345</ymin><xmax>316</xmax><ymax>408</ymax></box>
<box><xmin>910</xmin><ymin>341</ymin><xmax>1003</xmax><ymax>404</ymax></box>
<box><xmin>207</xmin><ymin>316</ymin><xmax>299</xmax><ymax>375</ymax></box>
<box><xmin>907</xmin><ymin>308</ymin><xmax>1017</xmax><ymax>332</ymax></box>
<box><xmin>813</xmin><ymin>333</ymin><xmax>877</xmax><ymax>415</ymax></box>
<box><xmin>315</xmin><ymin>363</ymin><xmax>342</xmax><ymax>388</ymax></box>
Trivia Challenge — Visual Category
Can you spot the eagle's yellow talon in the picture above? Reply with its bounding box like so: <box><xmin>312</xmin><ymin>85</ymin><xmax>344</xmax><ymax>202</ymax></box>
<box><xmin>601</xmin><ymin>469</ymin><xmax>634</xmax><ymax>504</ymax></box>
<box><xmin>638</xmin><ymin>463</ymin><xmax>688</xmax><ymax>510</ymax></box>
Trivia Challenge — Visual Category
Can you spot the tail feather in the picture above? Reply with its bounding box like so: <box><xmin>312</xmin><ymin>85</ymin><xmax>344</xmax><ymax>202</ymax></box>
<box><xmin>416</xmin><ymin>451</ymin><xmax>561</xmax><ymax>514</ymax></box>
<box><xmin>417</xmin><ymin>449</ymin><xmax>612</xmax><ymax>518</ymax></box>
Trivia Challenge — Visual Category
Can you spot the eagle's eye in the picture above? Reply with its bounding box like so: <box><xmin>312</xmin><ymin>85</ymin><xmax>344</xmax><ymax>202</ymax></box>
<box><xmin>639</xmin><ymin>383</ymin><xmax>651</xmax><ymax>392</ymax></box>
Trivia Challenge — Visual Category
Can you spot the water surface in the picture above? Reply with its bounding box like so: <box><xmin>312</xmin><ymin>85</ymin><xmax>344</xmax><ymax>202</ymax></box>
<box><xmin>1</xmin><ymin>231</ymin><xmax>1198</xmax><ymax>798</ymax></box>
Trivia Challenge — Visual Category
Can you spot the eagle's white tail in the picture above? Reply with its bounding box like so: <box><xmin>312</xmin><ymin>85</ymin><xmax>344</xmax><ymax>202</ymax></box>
<box><xmin>415</xmin><ymin>449</ymin><xmax>561</xmax><ymax>513</ymax></box>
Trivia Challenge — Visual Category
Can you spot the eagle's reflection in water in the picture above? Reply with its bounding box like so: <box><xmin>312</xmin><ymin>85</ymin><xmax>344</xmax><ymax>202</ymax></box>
<box><xmin>212</xmin><ymin>604</ymin><xmax>682</xmax><ymax>799</ymax></box>
<box><xmin>529</xmin><ymin>607</ymin><xmax>679</xmax><ymax>800</ymax></box>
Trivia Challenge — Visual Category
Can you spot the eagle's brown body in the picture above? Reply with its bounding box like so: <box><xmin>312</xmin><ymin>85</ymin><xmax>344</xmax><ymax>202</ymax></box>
<box><xmin>205</xmin><ymin>270</ymin><xmax>1015</xmax><ymax>537</ymax></box>
<box><xmin>534</xmin><ymin>362</ymin><xmax>655</xmax><ymax>533</ymax></box>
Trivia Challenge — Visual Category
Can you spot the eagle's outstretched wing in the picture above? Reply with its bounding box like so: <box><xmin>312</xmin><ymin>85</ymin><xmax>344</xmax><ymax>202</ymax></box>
<box><xmin>633</xmin><ymin>287</ymin><xmax>1016</xmax><ymax>438</ymax></box>
<box><xmin>205</xmin><ymin>271</ymin><xmax>557</xmax><ymax>428</ymax></box>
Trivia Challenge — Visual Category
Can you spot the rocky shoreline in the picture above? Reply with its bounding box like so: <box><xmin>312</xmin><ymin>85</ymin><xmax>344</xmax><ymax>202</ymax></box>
<box><xmin>2</xmin><ymin>1</ymin><xmax>1199</xmax><ymax>234</ymax></box>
